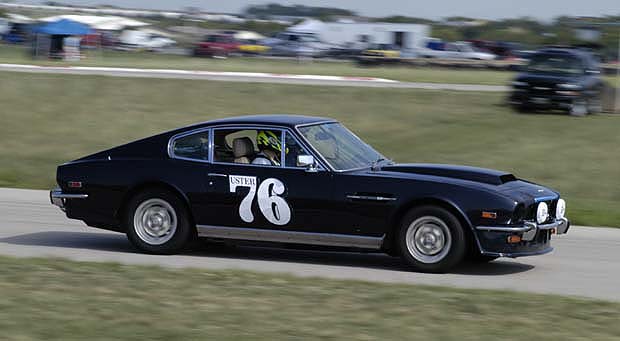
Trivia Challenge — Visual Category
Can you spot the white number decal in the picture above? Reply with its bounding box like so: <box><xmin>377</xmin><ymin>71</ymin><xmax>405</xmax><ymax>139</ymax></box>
<box><xmin>257</xmin><ymin>178</ymin><xmax>291</xmax><ymax>226</ymax></box>
<box><xmin>229</xmin><ymin>175</ymin><xmax>257</xmax><ymax>223</ymax></box>
<box><xmin>229</xmin><ymin>176</ymin><xmax>291</xmax><ymax>225</ymax></box>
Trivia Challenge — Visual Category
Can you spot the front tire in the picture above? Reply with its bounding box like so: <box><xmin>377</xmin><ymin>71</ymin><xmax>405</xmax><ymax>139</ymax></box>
<box><xmin>587</xmin><ymin>93</ymin><xmax>603</xmax><ymax>114</ymax></box>
<box><xmin>569</xmin><ymin>97</ymin><xmax>589</xmax><ymax>116</ymax></box>
<box><xmin>397</xmin><ymin>206</ymin><xmax>466</xmax><ymax>273</ymax></box>
<box><xmin>125</xmin><ymin>189</ymin><xmax>194</xmax><ymax>254</ymax></box>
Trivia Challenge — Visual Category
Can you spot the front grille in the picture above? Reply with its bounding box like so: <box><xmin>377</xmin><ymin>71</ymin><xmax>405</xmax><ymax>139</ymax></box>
<box><xmin>526</xmin><ymin>82</ymin><xmax>557</xmax><ymax>97</ymax></box>
<box><xmin>525</xmin><ymin>199</ymin><xmax>557</xmax><ymax>223</ymax></box>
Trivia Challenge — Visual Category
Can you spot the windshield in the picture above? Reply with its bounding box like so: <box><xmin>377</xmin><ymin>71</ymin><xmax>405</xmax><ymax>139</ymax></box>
<box><xmin>298</xmin><ymin>35</ymin><xmax>320</xmax><ymax>43</ymax></box>
<box><xmin>528</xmin><ymin>54</ymin><xmax>584</xmax><ymax>75</ymax></box>
<box><xmin>298</xmin><ymin>123</ymin><xmax>385</xmax><ymax>171</ymax></box>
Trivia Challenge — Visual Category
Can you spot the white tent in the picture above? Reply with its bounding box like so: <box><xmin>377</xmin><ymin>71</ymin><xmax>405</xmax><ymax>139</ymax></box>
<box><xmin>7</xmin><ymin>13</ymin><xmax>35</xmax><ymax>24</ymax></box>
<box><xmin>287</xmin><ymin>19</ymin><xmax>326</xmax><ymax>34</ymax></box>
<box><xmin>39</xmin><ymin>15</ymin><xmax>149</xmax><ymax>31</ymax></box>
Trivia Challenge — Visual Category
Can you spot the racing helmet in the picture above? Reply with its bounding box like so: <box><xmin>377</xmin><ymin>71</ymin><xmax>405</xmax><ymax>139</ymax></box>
<box><xmin>256</xmin><ymin>130</ymin><xmax>287</xmax><ymax>154</ymax></box>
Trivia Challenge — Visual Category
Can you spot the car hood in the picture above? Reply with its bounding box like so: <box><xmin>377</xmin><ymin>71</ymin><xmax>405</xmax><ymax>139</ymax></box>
<box><xmin>378</xmin><ymin>163</ymin><xmax>558</xmax><ymax>203</ymax></box>
<box><xmin>515</xmin><ymin>73</ymin><xmax>580</xmax><ymax>85</ymax></box>
<box><xmin>496</xmin><ymin>180</ymin><xmax>559</xmax><ymax>204</ymax></box>
<box><xmin>379</xmin><ymin>163</ymin><xmax>516</xmax><ymax>186</ymax></box>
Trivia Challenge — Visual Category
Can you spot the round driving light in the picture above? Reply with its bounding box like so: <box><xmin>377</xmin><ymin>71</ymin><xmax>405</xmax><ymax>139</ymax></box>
<box><xmin>536</xmin><ymin>202</ymin><xmax>549</xmax><ymax>224</ymax></box>
<box><xmin>556</xmin><ymin>199</ymin><xmax>566</xmax><ymax>219</ymax></box>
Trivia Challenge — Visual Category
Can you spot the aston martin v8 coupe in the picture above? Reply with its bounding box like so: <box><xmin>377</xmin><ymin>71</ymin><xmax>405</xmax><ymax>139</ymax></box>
<box><xmin>51</xmin><ymin>115</ymin><xmax>569</xmax><ymax>272</ymax></box>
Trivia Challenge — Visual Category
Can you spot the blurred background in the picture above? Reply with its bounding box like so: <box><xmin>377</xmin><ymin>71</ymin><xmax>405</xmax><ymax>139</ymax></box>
<box><xmin>1</xmin><ymin>0</ymin><xmax>619</xmax><ymax>226</ymax></box>
<box><xmin>0</xmin><ymin>2</ymin><xmax>620</xmax><ymax>339</ymax></box>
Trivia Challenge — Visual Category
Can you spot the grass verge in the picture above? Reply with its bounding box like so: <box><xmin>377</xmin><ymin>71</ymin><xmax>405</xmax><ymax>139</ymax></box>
<box><xmin>0</xmin><ymin>255</ymin><xmax>619</xmax><ymax>340</ymax></box>
<box><xmin>0</xmin><ymin>71</ymin><xmax>618</xmax><ymax>226</ymax></box>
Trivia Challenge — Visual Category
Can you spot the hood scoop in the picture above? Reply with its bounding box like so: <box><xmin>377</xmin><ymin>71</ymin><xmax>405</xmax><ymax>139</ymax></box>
<box><xmin>381</xmin><ymin>163</ymin><xmax>517</xmax><ymax>185</ymax></box>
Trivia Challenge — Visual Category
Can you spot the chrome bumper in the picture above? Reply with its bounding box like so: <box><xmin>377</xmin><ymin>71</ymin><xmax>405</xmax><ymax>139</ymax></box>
<box><xmin>476</xmin><ymin>218</ymin><xmax>569</xmax><ymax>241</ymax></box>
<box><xmin>50</xmin><ymin>188</ymin><xmax>88</xmax><ymax>211</ymax></box>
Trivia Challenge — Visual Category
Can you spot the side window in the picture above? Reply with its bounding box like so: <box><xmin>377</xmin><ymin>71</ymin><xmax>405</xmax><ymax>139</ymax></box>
<box><xmin>171</xmin><ymin>131</ymin><xmax>210</xmax><ymax>161</ymax></box>
<box><xmin>213</xmin><ymin>128</ymin><xmax>283</xmax><ymax>167</ymax></box>
<box><xmin>284</xmin><ymin>132</ymin><xmax>311</xmax><ymax>168</ymax></box>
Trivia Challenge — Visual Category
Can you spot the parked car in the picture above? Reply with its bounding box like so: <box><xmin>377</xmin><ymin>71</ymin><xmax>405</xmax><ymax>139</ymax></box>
<box><xmin>264</xmin><ymin>32</ymin><xmax>331</xmax><ymax>57</ymax></box>
<box><xmin>467</xmin><ymin>40</ymin><xmax>525</xmax><ymax>60</ymax></box>
<box><xmin>419</xmin><ymin>41</ymin><xmax>496</xmax><ymax>60</ymax></box>
<box><xmin>509</xmin><ymin>48</ymin><xmax>604</xmax><ymax>116</ymax></box>
<box><xmin>118</xmin><ymin>30</ymin><xmax>176</xmax><ymax>51</ymax></box>
<box><xmin>361</xmin><ymin>44</ymin><xmax>401</xmax><ymax>59</ymax></box>
<box><xmin>325</xmin><ymin>42</ymin><xmax>368</xmax><ymax>59</ymax></box>
<box><xmin>237</xmin><ymin>39</ymin><xmax>270</xmax><ymax>55</ymax></box>
<box><xmin>194</xmin><ymin>34</ymin><xmax>240</xmax><ymax>58</ymax></box>
<box><xmin>357</xmin><ymin>44</ymin><xmax>401</xmax><ymax>65</ymax></box>
<box><xmin>50</xmin><ymin>115</ymin><xmax>569</xmax><ymax>273</ymax></box>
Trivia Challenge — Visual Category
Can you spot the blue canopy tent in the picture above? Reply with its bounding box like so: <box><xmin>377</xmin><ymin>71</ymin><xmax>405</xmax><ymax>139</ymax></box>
<box><xmin>33</xmin><ymin>19</ymin><xmax>93</xmax><ymax>35</ymax></box>
<box><xmin>32</xmin><ymin>19</ymin><xmax>93</xmax><ymax>59</ymax></box>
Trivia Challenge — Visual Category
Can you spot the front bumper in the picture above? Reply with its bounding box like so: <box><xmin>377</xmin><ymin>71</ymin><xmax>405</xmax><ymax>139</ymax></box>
<box><xmin>475</xmin><ymin>218</ymin><xmax>569</xmax><ymax>257</ymax></box>
<box><xmin>509</xmin><ymin>91</ymin><xmax>579</xmax><ymax>110</ymax></box>
<box><xmin>50</xmin><ymin>188</ymin><xmax>88</xmax><ymax>211</ymax></box>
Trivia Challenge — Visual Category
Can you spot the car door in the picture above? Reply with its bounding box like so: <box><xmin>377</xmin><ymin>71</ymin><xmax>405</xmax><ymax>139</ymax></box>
<box><xmin>330</xmin><ymin>172</ymin><xmax>397</xmax><ymax>238</ymax></box>
<box><xmin>198</xmin><ymin>127</ymin><xmax>342</xmax><ymax>234</ymax></box>
<box><xmin>446</xmin><ymin>43</ymin><xmax>459</xmax><ymax>59</ymax></box>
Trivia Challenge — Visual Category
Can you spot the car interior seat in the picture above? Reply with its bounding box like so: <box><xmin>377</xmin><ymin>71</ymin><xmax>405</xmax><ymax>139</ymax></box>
<box><xmin>232</xmin><ymin>137</ymin><xmax>254</xmax><ymax>164</ymax></box>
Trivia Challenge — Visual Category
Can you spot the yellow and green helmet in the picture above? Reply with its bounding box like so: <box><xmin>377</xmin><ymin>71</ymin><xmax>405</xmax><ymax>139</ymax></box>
<box><xmin>257</xmin><ymin>130</ymin><xmax>288</xmax><ymax>154</ymax></box>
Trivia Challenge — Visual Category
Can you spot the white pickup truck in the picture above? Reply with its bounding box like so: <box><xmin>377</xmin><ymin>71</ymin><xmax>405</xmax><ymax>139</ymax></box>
<box><xmin>418</xmin><ymin>41</ymin><xmax>496</xmax><ymax>60</ymax></box>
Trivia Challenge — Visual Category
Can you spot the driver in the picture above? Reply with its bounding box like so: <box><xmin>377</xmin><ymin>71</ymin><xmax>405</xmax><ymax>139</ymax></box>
<box><xmin>252</xmin><ymin>130</ymin><xmax>285</xmax><ymax>166</ymax></box>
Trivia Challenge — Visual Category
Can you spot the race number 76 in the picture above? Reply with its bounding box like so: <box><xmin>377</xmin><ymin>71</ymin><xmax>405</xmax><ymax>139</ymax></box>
<box><xmin>229</xmin><ymin>175</ymin><xmax>291</xmax><ymax>226</ymax></box>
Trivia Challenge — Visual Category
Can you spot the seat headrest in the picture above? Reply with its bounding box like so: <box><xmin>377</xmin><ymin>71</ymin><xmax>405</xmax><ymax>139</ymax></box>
<box><xmin>233</xmin><ymin>137</ymin><xmax>254</xmax><ymax>158</ymax></box>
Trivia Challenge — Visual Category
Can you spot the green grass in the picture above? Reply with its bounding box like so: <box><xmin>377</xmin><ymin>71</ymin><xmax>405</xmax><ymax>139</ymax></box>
<box><xmin>0</xmin><ymin>255</ymin><xmax>618</xmax><ymax>340</ymax></box>
<box><xmin>0</xmin><ymin>71</ymin><xmax>619</xmax><ymax>227</ymax></box>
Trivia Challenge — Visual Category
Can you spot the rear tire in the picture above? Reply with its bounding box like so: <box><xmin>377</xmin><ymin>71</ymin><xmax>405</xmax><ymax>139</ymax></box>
<box><xmin>397</xmin><ymin>206</ymin><xmax>466</xmax><ymax>273</ymax></box>
<box><xmin>125</xmin><ymin>189</ymin><xmax>194</xmax><ymax>254</ymax></box>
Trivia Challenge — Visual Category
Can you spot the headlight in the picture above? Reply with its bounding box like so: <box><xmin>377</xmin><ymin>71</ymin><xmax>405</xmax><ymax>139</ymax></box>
<box><xmin>556</xmin><ymin>199</ymin><xmax>566</xmax><ymax>219</ymax></box>
<box><xmin>558</xmin><ymin>83</ymin><xmax>581</xmax><ymax>90</ymax></box>
<box><xmin>536</xmin><ymin>202</ymin><xmax>549</xmax><ymax>224</ymax></box>
<box><xmin>512</xmin><ymin>81</ymin><xmax>528</xmax><ymax>87</ymax></box>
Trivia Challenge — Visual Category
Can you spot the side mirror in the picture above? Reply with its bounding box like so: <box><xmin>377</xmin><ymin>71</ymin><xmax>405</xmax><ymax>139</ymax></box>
<box><xmin>297</xmin><ymin>155</ymin><xmax>318</xmax><ymax>172</ymax></box>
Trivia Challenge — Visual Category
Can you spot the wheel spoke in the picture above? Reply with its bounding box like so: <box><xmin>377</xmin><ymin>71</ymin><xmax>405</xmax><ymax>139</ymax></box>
<box><xmin>133</xmin><ymin>198</ymin><xmax>178</xmax><ymax>245</ymax></box>
<box><xmin>406</xmin><ymin>216</ymin><xmax>452</xmax><ymax>264</ymax></box>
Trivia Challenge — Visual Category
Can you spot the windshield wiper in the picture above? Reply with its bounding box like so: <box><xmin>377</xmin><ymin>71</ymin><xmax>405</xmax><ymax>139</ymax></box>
<box><xmin>371</xmin><ymin>158</ymin><xmax>393</xmax><ymax>171</ymax></box>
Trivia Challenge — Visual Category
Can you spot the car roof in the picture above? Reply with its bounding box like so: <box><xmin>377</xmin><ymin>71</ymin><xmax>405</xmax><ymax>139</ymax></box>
<box><xmin>186</xmin><ymin>114</ymin><xmax>337</xmax><ymax>130</ymax></box>
<box><xmin>535</xmin><ymin>48</ymin><xmax>591</xmax><ymax>58</ymax></box>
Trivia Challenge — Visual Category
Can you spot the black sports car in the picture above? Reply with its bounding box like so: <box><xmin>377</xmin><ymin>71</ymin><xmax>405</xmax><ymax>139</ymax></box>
<box><xmin>509</xmin><ymin>48</ymin><xmax>604</xmax><ymax>116</ymax></box>
<box><xmin>50</xmin><ymin>115</ymin><xmax>569</xmax><ymax>272</ymax></box>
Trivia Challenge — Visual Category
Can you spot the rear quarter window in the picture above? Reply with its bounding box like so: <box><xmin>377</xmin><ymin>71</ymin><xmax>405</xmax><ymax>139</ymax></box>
<box><xmin>171</xmin><ymin>131</ymin><xmax>210</xmax><ymax>161</ymax></box>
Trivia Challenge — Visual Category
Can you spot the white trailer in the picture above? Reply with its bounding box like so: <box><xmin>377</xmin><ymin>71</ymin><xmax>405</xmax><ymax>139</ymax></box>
<box><xmin>287</xmin><ymin>19</ymin><xmax>430</xmax><ymax>56</ymax></box>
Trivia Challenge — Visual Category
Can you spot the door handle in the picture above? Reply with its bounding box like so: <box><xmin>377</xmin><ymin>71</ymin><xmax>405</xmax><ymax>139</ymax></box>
<box><xmin>208</xmin><ymin>173</ymin><xmax>228</xmax><ymax>178</ymax></box>
<box><xmin>346</xmin><ymin>194</ymin><xmax>397</xmax><ymax>202</ymax></box>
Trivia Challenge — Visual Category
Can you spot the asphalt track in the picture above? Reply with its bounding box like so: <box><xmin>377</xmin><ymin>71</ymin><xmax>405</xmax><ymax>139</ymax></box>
<box><xmin>0</xmin><ymin>64</ymin><xmax>509</xmax><ymax>92</ymax></box>
<box><xmin>1</xmin><ymin>187</ymin><xmax>618</xmax><ymax>301</ymax></box>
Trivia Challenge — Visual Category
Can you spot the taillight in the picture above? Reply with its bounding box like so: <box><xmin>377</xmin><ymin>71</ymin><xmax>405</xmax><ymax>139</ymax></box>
<box><xmin>68</xmin><ymin>181</ymin><xmax>82</xmax><ymax>189</ymax></box>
